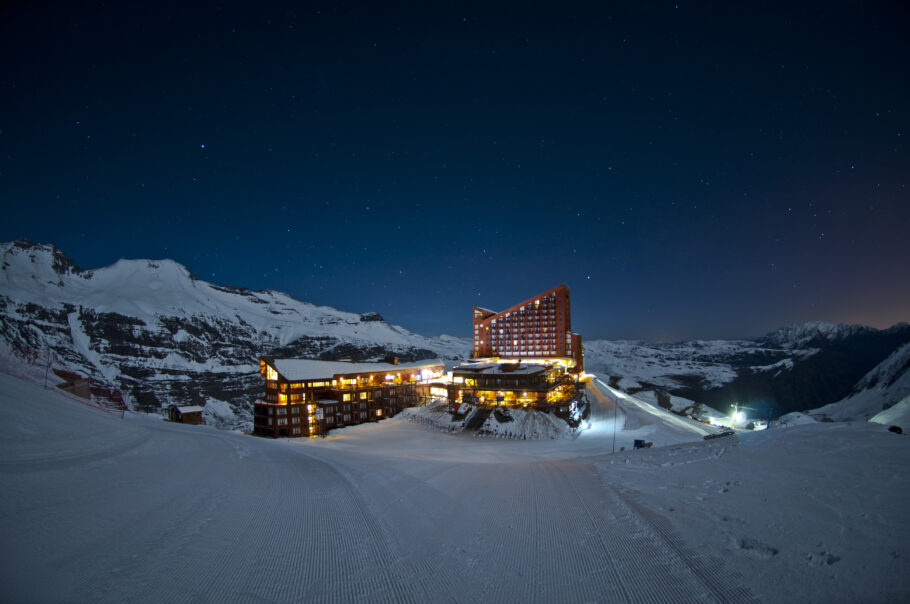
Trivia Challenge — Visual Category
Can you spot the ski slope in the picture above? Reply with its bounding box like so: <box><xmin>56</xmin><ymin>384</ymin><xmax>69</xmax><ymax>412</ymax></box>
<box><xmin>2</xmin><ymin>372</ymin><xmax>908</xmax><ymax>602</ymax></box>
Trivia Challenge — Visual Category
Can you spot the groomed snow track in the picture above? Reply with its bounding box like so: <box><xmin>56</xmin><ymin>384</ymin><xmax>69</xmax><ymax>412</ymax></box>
<box><xmin>1</xmin><ymin>373</ymin><xmax>761</xmax><ymax>603</ymax></box>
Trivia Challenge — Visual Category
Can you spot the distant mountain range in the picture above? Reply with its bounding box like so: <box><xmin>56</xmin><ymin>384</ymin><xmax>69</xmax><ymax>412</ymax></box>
<box><xmin>1</xmin><ymin>239</ymin><xmax>907</xmax><ymax>427</ymax></box>
<box><xmin>583</xmin><ymin>321</ymin><xmax>910</xmax><ymax>420</ymax></box>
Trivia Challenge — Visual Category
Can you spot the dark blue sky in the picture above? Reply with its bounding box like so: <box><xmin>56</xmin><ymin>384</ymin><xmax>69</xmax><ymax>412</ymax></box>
<box><xmin>1</xmin><ymin>1</ymin><xmax>908</xmax><ymax>340</ymax></box>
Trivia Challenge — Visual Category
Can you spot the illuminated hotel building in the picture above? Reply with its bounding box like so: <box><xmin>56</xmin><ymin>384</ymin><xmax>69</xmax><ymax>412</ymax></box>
<box><xmin>254</xmin><ymin>358</ymin><xmax>445</xmax><ymax>438</ymax></box>
<box><xmin>471</xmin><ymin>284</ymin><xmax>583</xmax><ymax>372</ymax></box>
<box><xmin>448</xmin><ymin>285</ymin><xmax>586</xmax><ymax>416</ymax></box>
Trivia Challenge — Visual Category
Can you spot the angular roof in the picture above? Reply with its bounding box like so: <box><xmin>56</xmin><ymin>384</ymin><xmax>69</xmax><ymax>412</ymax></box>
<box><xmin>268</xmin><ymin>358</ymin><xmax>444</xmax><ymax>381</ymax></box>
<box><xmin>477</xmin><ymin>284</ymin><xmax>569</xmax><ymax>319</ymax></box>
<box><xmin>452</xmin><ymin>362</ymin><xmax>549</xmax><ymax>376</ymax></box>
<box><xmin>175</xmin><ymin>405</ymin><xmax>205</xmax><ymax>414</ymax></box>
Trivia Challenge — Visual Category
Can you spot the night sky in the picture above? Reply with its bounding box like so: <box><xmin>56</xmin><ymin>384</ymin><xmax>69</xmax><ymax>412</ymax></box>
<box><xmin>1</xmin><ymin>2</ymin><xmax>908</xmax><ymax>341</ymax></box>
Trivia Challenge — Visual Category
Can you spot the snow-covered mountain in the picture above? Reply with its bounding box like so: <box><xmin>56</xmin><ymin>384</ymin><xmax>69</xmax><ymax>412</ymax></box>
<box><xmin>0</xmin><ymin>240</ymin><xmax>469</xmax><ymax>428</ymax></box>
<box><xmin>761</xmin><ymin>320</ymin><xmax>880</xmax><ymax>348</ymax></box>
<box><xmin>584</xmin><ymin>321</ymin><xmax>910</xmax><ymax>419</ymax></box>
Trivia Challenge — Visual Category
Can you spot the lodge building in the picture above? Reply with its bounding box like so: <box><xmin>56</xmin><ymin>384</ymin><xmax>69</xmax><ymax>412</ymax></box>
<box><xmin>471</xmin><ymin>284</ymin><xmax>583</xmax><ymax>372</ymax></box>
<box><xmin>254</xmin><ymin>358</ymin><xmax>445</xmax><ymax>438</ymax></box>
<box><xmin>448</xmin><ymin>284</ymin><xmax>588</xmax><ymax>416</ymax></box>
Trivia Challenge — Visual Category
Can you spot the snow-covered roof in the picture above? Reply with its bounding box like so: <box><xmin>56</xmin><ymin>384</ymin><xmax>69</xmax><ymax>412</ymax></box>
<box><xmin>452</xmin><ymin>362</ymin><xmax>548</xmax><ymax>376</ymax></box>
<box><xmin>269</xmin><ymin>358</ymin><xmax>444</xmax><ymax>381</ymax></box>
<box><xmin>175</xmin><ymin>405</ymin><xmax>205</xmax><ymax>414</ymax></box>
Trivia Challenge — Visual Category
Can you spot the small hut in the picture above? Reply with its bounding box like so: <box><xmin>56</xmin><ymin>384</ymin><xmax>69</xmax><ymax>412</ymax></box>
<box><xmin>53</xmin><ymin>369</ymin><xmax>91</xmax><ymax>399</ymax></box>
<box><xmin>169</xmin><ymin>405</ymin><xmax>205</xmax><ymax>425</ymax></box>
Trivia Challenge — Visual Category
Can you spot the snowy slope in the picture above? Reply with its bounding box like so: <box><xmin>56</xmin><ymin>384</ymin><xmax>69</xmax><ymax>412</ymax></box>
<box><xmin>2</xmin><ymin>370</ymin><xmax>908</xmax><ymax>603</ymax></box>
<box><xmin>0</xmin><ymin>240</ymin><xmax>469</xmax><ymax>426</ymax></box>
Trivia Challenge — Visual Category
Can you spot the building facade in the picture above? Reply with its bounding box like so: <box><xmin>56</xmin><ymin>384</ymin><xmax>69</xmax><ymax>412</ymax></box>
<box><xmin>449</xmin><ymin>284</ymin><xmax>587</xmax><ymax>417</ymax></box>
<box><xmin>471</xmin><ymin>284</ymin><xmax>583</xmax><ymax>372</ymax></box>
<box><xmin>169</xmin><ymin>405</ymin><xmax>205</xmax><ymax>425</ymax></box>
<box><xmin>446</xmin><ymin>359</ymin><xmax>582</xmax><ymax>416</ymax></box>
<box><xmin>254</xmin><ymin>358</ymin><xmax>445</xmax><ymax>438</ymax></box>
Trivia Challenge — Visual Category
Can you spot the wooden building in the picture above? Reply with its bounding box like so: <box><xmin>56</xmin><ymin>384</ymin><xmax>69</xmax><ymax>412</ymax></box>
<box><xmin>53</xmin><ymin>369</ymin><xmax>91</xmax><ymax>399</ymax></box>
<box><xmin>254</xmin><ymin>358</ymin><xmax>445</xmax><ymax>438</ymax></box>
<box><xmin>169</xmin><ymin>405</ymin><xmax>205</xmax><ymax>425</ymax></box>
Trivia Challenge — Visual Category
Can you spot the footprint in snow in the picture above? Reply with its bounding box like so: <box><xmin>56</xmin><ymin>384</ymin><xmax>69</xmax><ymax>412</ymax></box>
<box><xmin>807</xmin><ymin>550</ymin><xmax>841</xmax><ymax>566</ymax></box>
<box><xmin>734</xmin><ymin>536</ymin><xmax>779</xmax><ymax>558</ymax></box>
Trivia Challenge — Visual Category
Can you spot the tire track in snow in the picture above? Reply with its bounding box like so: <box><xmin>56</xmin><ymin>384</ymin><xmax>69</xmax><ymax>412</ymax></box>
<box><xmin>608</xmin><ymin>485</ymin><xmax>758</xmax><ymax>604</ymax></box>
<box><xmin>544</xmin><ymin>460</ymin><xmax>755</xmax><ymax>604</ymax></box>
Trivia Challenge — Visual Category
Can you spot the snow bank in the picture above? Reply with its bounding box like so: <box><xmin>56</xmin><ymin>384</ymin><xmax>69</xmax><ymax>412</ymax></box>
<box><xmin>203</xmin><ymin>398</ymin><xmax>250</xmax><ymax>431</ymax></box>
<box><xmin>475</xmin><ymin>407</ymin><xmax>577</xmax><ymax>440</ymax></box>
<box><xmin>398</xmin><ymin>400</ymin><xmax>463</xmax><ymax>433</ymax></box>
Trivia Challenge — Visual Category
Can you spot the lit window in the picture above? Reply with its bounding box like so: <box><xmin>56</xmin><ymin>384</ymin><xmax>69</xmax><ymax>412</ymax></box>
<box><xmin>343</xmin><ymin>393</ymin><xmax>352</xmax><ymax>402</ymax></box>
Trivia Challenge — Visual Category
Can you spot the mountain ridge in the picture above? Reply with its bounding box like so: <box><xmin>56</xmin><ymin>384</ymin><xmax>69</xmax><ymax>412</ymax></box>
<box><xmin>0</xmin><ymin>239</ymin><xmax>469</xmax><ymax>429</ymax></box>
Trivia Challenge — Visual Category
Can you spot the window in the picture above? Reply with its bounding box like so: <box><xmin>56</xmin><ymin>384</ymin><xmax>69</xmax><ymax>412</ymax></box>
<box><xmin>359</xmin><ymin>411</ymin><xmax>367</xmax><ymax>419</ymax></box>
<box><xmin>376</xmin><ymin>409</ymin><xmax>383</xmax><ymax>417</ymax></box>
<box><xmin>343</xmin><ymin>414</ymin><xmax>351</xmax><ymax>422</ymax></box>
<box><xmin>343</xmin><ymin>393</ymin><xmax>352</xmax><ymax>402</ymax></box>
<box><xmin>277</xmin><ymin>418</ymin><xmax>287</xmax><ymax>426</ymax></box>
<box><xmin>360</xmin><ymin>392</ymin><xmax>367</xmax><ymax>400</ymax></box>
<box><xmin>326</xmin><ymin>416</ymin><xmax>335</xmax><ymax>424</ymax></box>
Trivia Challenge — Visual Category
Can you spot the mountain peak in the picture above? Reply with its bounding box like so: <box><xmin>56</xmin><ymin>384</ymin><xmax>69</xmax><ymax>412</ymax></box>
<box><xmin>1</xmin><ymin>239</ymin><xmax>84</xmax><ymax>275</ymax></box>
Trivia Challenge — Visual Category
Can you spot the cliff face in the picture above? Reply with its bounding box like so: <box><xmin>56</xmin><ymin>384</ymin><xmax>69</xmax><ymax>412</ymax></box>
<box><xmin>0</xmin><ymin>240</ymin><xmax>469</xmax><ymax>428</ymax></box>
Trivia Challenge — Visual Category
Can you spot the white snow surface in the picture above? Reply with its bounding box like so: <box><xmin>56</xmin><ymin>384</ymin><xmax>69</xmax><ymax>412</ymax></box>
<box><xmin>475</xmin><ymin>407</ymin><xmax>576</xmax><ymax>440</ymax></box>
<box><xmin>272</xmin><ymin>358</ymin><xmax>443</xmax><ymax>381</ymax></box>
<box><xmin>3</xmin><ymin>370</ymin><xmax>908</xmax><ymax>603</ymax></box>
<box><xmin>632</xmin><ymin>390</ymin><xmax>698</xmax><ymax>414</ymax></box>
